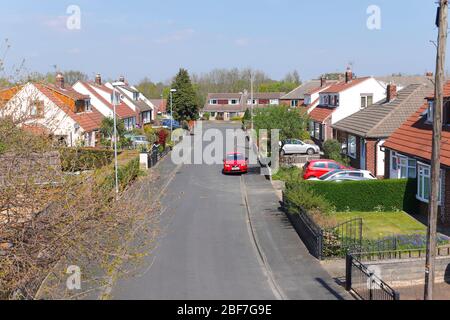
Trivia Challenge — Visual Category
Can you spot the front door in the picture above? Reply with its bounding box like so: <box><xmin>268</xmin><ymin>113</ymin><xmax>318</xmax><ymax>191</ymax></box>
<box><xmin>360</xmin><ymin>138</ymin><xmax>366</xmax><ymax>170</ymax></box>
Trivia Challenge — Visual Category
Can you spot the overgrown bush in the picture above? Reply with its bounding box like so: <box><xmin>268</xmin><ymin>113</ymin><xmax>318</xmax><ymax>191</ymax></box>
<box><xmin>60</xmin><ymin>148</ymin><xmax>115</xmax><ymax>172</ymax></box>
<box><xmin>322</xmin><ymin>139</ymin><xmax>349</xmax><ymax>165</ymax></box>
<box><xmin>202</xmin><ymin>112</ymin><xmax>210</xmax><ymax>120</ymax></box>
<box><xmin>284</xmin><ymin>181</ymin><xmax>333</xmax><ymax>216</ymax></box>
<box><xmin>272</xmin><ymin>166</ymin><xmax>302</xmax><ymax>182</ymax></box>
<box><xmin>297</xmin><ymin>179</ymin><xmax>418</xmax><ymax>213</ymax></box>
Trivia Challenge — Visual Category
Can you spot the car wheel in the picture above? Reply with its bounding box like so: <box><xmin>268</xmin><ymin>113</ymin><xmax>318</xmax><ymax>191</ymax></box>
<box><xmin>307</xmin><ymin>148</ymin><xmax>315</xmax><ymax>156</ymax></box>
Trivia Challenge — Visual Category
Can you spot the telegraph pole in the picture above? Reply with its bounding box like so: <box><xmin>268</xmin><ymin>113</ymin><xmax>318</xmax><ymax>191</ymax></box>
<box><xmin>425</xmin><ymin>0</ymin><xmax>448</xmax><ymax>300</ymax></box>
<box><xmin>250</xmin><ymin>72</ymin><xmax>254</xmax><ymax>132</ymax></box>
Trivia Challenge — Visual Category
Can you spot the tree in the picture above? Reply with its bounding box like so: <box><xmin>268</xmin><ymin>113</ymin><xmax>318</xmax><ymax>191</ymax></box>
<box><xmin>100</xmin><ymin>117</ymin><xmax>126</xmax><ymax>148</ymax></box>
<box><xmin>322</xmin><ymin>139</ymin><xmax>349</xmax><ymax>165</ymax></box>
<box><xmin>170</xmin><ymin>68</ymin><xmax>200</xmax><ymax>121</ymax></box>
<box><xmin>253</xmin><ymin>106</ymin><xmax>310</xmax><ymax>142</ymax></box>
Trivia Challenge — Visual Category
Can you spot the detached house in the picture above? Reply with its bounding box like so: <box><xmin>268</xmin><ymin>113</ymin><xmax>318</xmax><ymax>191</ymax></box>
<box><xmin>308</xmin><ymin>68</ymin><xmax>387</xmax><ymax>146</ymax></box>
<box><xmin>383</xmin><ymin>81</ymin><xmax>450</xmax><ymax>224</ymax></box>
<box><xmin>280</xmin><ymin>79</ymin><xmax>323</xmax><ymax>108</ymax></box>
<box><xmin>332</xmin><ymin>83</ymin><xmax>432</xmax><ymax>177</ymax></box>
<box><xmin>73</xmin><ymin>75</ymin><xmax>138</xmax><ymax>131</ymax></box>
<box><xmin>1</xmin><ymin>74</ymin><xmax>103</xmax><ymax>147</ymax></box>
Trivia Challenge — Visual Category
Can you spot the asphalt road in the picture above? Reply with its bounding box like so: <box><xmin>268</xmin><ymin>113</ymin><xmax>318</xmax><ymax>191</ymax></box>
<box><xmin>111</xmin><ymin>122</ymin><xmax>277</xmax><ymax>300</ymax></box>
<box><xmin>110</xmin><ymin>122</ymin><xmax>343</xmax><ymax>300</ymax></box>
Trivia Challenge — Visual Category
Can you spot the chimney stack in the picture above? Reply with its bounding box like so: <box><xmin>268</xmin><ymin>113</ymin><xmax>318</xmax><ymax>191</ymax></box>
<box><xmin>426</xmin><ymin>71</ymin><xmax>434</xmax><ymax>78</ymax></box>
<box><xmin>119</xmin><ymin>76</ymin><xmax>125</xmax><ymax>83</ymax></box>
<box><xmin>320</xmin><ymin>76</ymin><xmax>327</xmax><ymax>87</ymax></box>
<box><xmin>56</xmin><ymin>73</ymin><xmax>65</xmax><ymax>89</ymax></box>
<box><xmin>345</xmin><ymin>67</ymin><xmax>353</xmax><ymax>83</ymax></box>
<box><xmin>386</xmin><ymin>83</ymin><xmax>397</xmax><ymax>102</ymax></box>
<box><xmin>95</xmin><ymin>74</ymin><xmax>102</xmax><ymax>86</ymax></box>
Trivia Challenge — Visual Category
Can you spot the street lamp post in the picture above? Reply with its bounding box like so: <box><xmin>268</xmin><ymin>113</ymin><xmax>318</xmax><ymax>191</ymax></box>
<box><xmin>112</xmin><ymin>85</ymin><xmax>120</xmax><ymax>200</ymax></box>
<box><xmin>170</xmin><ymin>89</ymin><xmax>177</xmax><ymax>141</ymax></box>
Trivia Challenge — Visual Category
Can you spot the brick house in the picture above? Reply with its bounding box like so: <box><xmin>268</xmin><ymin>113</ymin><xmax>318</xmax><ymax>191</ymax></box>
<box><xmin>332</xmin><ymin>83</ymin><xmax>432</xmax><ymax>176</ymax></box>
<box><xmin>202</xmin><ymin>92</ymin><xmax>284</xmax><ymax>121</ymax></box>
<box><xmin>307</xmin><ymin>68</ymin><xmax>387</xmax><ymax>147</ymax></box>
<box><xmin>280</xmin><ymin>79</ymin><xmax>323</xmax><ymax>108</ymax></box>
<box><xmin>383</xmin><ymin>81</ymin><xmax>450</xmax><ymax>224</ymax></box>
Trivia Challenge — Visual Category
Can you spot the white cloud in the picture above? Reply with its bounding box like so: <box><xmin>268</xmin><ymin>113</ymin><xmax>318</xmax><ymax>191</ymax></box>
<box><xmin>154</xmin><ymin>28</ymin><xmax>195</xmax><ymax>44</ymax></box>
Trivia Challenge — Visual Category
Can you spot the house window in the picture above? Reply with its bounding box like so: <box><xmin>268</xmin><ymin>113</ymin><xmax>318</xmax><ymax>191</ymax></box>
<box><xmin>142</xmin><ymin>111</ymin><xmax>152</xmax><ymax>124</ymax></box>
<box><xmin>426</xmin><ymin>101</ymin><xmax>434</xmax><ymax>123</ymax></box>
<box><xmin>348</xmin><ymin>135</ymin><xmax>356</xmax><ymax>158</ymax></box>
<box><xmin>133</xmin><ymin>92</ymin><xmax>139</xmax><ymax>101</ymax></box>
<box><xmin>210</xmin><ymin>99</ymin><xmax>218</xmax><ymax>105</ymax></box>
<box><xmin>314</xmin><ymin>123</ymin><xmax>323</xmax><ymax>140</ymax></box>
<box><xmin>30</xmin><ymin>100</ymin><xmax>44</xmax><ymax>118</ymax></box>
<box><xmin>124</xmin><ymin>117</ymin><xmax>136</xmax><ymax>131</ymax></box>
<box><xmin>309</xmin><ymin>120</ymin><xmax>314</xmax><ymax>136</ymax></box>
<box><xmin>336</xmin><ymin>95</ymin><xmax>340</xmax><ymax>106</ymax></box>
<box><xmin>270</xmin><ymin>99</ymin><xmax>279</xmax><ymax>105</ymax></box>
<box><xmin>229</xmin><ymin>99</ymin><xmax>239</xmax><ymax>105</ymax></box>
<box><xmin>391</xmin><ymin>152</ymin><xmax>416</xmax><ymax>178</ymax></box>
<box><xmin>85</xmin><ymin>99</ymin><xmax>92</xmax><ymax>112</ymax></box>
<box><xmin>417</xmin><ymin>163</ymin><xmax>443</xmax><ymax>204</ymax></box>
<box><xmin>291</xmin><ymin>100</ymin><xmax>299</xmax><ymax>108</ymax></box>
<box><xmin>361</xmin><ymin>95</ymin><xmax>373</xmax><ymax>109</ymax></box>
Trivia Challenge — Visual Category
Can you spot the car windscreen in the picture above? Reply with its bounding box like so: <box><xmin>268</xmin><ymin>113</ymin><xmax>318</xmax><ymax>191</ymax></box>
<box><xmin>226</xmin><ymin>154</ymin><xmax>245</xmax><ymax>161</ymax></box>
<box><xmin>319</xmin><ymin>170</ymin><xmax>341</xmax><ymax>180</ymax></box>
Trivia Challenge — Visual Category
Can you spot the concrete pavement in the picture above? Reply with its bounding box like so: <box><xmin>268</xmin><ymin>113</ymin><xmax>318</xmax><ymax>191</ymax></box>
<box><xmin>109</xmin><ymin>122</ymin><xmax>347</xmax><ymax>300</ymax></box>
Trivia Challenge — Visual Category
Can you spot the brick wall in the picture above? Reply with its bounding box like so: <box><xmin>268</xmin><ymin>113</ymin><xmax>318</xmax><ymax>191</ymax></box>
<box><xmin>365</xmin><ymin>139</ymin><xmax>377</xmax><ymax>175</ymax></box>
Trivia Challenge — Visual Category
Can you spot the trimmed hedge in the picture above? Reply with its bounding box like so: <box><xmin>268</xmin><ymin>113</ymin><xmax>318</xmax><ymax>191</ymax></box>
<box><xmin>94</xmin><ymin>151</ymin><xmax>141</xmax><ymax>195</ymax></box>
<box><xmin>60</xmin><ymin>148</ymin><xmax>116</xmax><ymax>172</ymax></box>
<box><xmin>295</xmin><ymin>178</ymin><xmax>418</xmax><ymax>213</ymax></box>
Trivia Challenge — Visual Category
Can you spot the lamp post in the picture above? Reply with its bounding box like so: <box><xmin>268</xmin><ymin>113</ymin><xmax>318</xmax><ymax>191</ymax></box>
<box><xmin>111</xmin><ymin>82</ymin><xmax>122</xmax><ymax>200</ymax></box>
<box><xmin>170</xmin><ymin>88</ymin><xmax>177</xmax><ymax>141</ymax></box>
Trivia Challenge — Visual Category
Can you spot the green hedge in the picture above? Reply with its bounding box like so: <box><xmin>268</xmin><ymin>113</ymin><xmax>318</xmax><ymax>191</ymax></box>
<box><xmin>60</xmin><ymin>148</ymin><xmax>116</xmax><ymax>172</ymax></box>
<box><xmin>94</xmin><ymin>154</ymin><xmax>141</xmax><ymax>195</ymax></box>
<box><xmin>294</xmin><ymin>179</ymin><xmax>418</xmax><ymax>213</ymax></box>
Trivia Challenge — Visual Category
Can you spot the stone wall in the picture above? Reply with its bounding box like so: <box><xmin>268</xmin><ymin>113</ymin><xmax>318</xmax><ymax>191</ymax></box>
<box><xmin>280</xmin><ymin>154</ymin><xmax>320</xmax><ymax>168</ymax></box>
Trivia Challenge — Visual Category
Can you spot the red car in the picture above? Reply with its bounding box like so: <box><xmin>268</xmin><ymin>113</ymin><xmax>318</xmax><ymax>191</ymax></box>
<box><xmin>223</xmin><ymin>152</ymin><xmax>248</xmax><ymax>174</ymax></box>
<box><xmin>303</xmin><ymin>159</ymin><xmax>349</xmax><ymax>180</ymax></box>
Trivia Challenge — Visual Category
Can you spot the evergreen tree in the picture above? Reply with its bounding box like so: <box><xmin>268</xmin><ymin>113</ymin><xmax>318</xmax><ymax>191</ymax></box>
<box><xmin>170</xmin><ymin>69</ymin><xmax>200</xmax><ymax>121</ymax></box>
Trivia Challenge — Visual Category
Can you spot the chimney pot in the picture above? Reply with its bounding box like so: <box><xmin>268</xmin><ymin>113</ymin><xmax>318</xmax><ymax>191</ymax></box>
<box><xmin>386</xmin><ymin>83</ymin><xmax>397</xmax><ymax>102</ymax></box>
<box><xmin>56</xmin><ymin>73</ymin><xmax>65</xmax><ymax>89</ymax></box>
<box><xmin>345</xmin><ymin>67</ymin><xmax>353</xmax><ymax>83</ymax></box>
<box><xmin>95</xmin><ymin>74</ymin><xmax>102</xmax><ymax>86</ymax></box>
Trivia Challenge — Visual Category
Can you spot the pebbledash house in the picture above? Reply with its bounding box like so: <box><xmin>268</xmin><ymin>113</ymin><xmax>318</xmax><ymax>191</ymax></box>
<box><xmin>383</xmin><ymin>81</ymin><xmax>450</xmax><ymax>224</ymax></box>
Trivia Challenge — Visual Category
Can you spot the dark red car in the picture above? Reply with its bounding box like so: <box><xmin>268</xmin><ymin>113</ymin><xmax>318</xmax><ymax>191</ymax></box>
<box><xmin>223</xmin><ymin>152</ymin><xmax>248</xmax><ymax>174</ymax></box>
<box><xmin>303</xmin><ymin>159</ymin><xmax>349</xmax><ymax>180</ymax></box>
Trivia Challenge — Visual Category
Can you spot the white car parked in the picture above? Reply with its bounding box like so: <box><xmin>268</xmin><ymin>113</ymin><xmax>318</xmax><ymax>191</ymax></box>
<box><xmin>279</xmin><ymin>139</ymin><xmax>320</xmax><ymax>156</ymax></box>
<box><xmin>308</xmin><ymin>169</ymin><xmax>376</xmax><ymax>181</ymax></box>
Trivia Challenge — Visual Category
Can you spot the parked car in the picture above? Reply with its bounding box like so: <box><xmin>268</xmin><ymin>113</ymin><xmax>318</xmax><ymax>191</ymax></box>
<box><xmin>125</xmin><ymin>134</ymin><xmax>150</xmax><ymax>149</ymax></box>
<box><xmin>223</xmin><ymin>152</ymin><xmax>248</xmax><ymax>174</ymax></box>
<box><xmin>308</xmin><ymin>169</ymin><xmax>376</xmax><ymax>181</ymax></box>
<box><xmin>279</xmin><ymin>139</ymin><xmax>320</xmax><ymax>156</ymax></box>
<box><xmin>302</xmin><ymin>160</ymin><xmax>350</xmax><ymax>180</ymax></box>
<box><xmin>161</xmin><ymin>119</ymin><xmax>181</xmax><ymax>129</ymax></box>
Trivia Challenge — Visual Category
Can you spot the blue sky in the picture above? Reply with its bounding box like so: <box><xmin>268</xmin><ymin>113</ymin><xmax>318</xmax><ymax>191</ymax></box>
<box><xmin>0</xmin><ymin>0</ymin><xmax>443</xmax><ymax>84</ymax></box>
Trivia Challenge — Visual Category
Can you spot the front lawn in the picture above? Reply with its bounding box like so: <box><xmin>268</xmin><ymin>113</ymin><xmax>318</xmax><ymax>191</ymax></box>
<box><xmin>333</xmin><ymin>211</ymin><xmax>426</xmax><ymax>240</ymax></box>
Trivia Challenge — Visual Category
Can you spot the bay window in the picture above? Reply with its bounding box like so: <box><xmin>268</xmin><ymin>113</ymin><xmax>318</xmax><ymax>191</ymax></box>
<box><xmin>391</xmin><ymin>152</ymin><xmax>417</xmax><ymax>178</ymax></box>
<box><xmin>417</xmin><ymin>163</ymin><xmax>443</xmax><ymax>204</ymax></box>
<box><xmin>348</xmin><ymin>135</ymin><xmax>356</xmax><ymax>158</ymax></box>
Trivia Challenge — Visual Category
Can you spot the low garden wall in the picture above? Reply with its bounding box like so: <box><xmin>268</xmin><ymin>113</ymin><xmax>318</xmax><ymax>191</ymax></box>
<box><xmin>280</xmin><ymin>154</ymin><xmax>320</xmax><ymax>168</ymax></box>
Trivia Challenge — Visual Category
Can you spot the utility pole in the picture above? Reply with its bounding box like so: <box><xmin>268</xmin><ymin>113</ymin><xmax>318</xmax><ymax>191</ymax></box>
<box><xmin>425</xmin><ymin>0</ymin><xmax>448</xmax><ymax>301</ymax></box>
<box><xmin>250</xmin><ymin>72</ymin><xmax>254</xmax><ymax>131</ymax></box>
<box><xmin>112</xmin><ymin>85</ymin><xmax>120</xmax><ymax>201</ymax></box>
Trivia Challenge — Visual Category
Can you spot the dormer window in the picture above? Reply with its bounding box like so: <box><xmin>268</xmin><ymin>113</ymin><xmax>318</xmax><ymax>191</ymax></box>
<box><xmin>133</xmin><ymin>92</ymin><xmax>139</xmax><ymax>101</ymax></box>
<box><xmin>85</xmin><ymin>99</ymin><xmax>92</xmax><ymax>112</ymax></box>
<box><xmin>361</xmin><ymin>94</ymin><xmax>373</xmax><ymax>109</ymax></box>
<box><xmin>426</xmin><ymin>100</ymin><xmax>434</xmax><ymax>123</ymax></box>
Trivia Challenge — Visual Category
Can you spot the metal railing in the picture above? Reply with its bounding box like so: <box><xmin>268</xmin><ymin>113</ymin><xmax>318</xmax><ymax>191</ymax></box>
<box><xmin>148</xmin><ymin>147</ymin><xmax>170</xmax><ymax>168</ymax></box>
<box><xmin>346</xmin><ymin>254</ymin><xmax>400</xmax><ymax>300</ymax></box>
<box><xmin>353</xmin><ymin>245</ymin><xmax>450</xmax><ymax>262</ymax></box>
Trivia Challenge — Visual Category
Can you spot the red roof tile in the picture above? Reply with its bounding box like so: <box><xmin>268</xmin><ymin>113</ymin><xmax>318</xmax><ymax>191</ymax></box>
<box><xmin>309</xmin><ymin>106</ymin><xmax>335</xmax><ymax>123</ymax></box>
<box><xmin>35</xmin><ymin>84</ymin><xmax>103</xmax><ymax>132</ymax></box>
<box><xmin>321</xmin><ymin>77</ymin><xmax>371</xmax><ymax>94</ymax></box>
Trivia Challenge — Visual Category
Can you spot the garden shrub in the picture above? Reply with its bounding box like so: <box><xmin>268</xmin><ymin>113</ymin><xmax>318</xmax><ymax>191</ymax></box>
<box><xmin>297</xmin><ymin>178</ymin><xmax>418</xmax><ymax>213</ymax></box>
<box><xmin>284</xmin><ymin>181</ymin><xmax>333</xmax><ymax>216</ymax></box>
<box><xmin>94</xmin><ymin>152</ymin><xmax>141</xmax><ymax>195</ymax></box>
<box><xmin>60</xmin><ymin>148</ymin><xmax>116</xmax><ymax>172</ymax></box>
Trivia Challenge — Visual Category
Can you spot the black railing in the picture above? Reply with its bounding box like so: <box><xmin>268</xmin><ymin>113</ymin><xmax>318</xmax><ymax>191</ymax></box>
<box><xmin>346</xmin><ymin>254</ymin><xmax>400</xmax><ymax>300</ymax></box>
<box><xmin>282</xmin><ymin>193</ymin><xmax>363</xmax><ymax>260</ymax></box>
<box><xmin>148</xmin><ymin>147</ymin><xmax>170</xmax><ymax>168</ymax></box>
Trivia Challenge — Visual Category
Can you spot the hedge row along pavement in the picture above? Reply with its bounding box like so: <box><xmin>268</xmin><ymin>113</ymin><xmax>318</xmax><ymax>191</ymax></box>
<box><xmin>295</xmin><ymin>178</ymin><xmax>418</xmax><ymax>213</ymax></box>
<box><xmin>60</xmin><ymin>148</ymin><xmax>116</xmax><ymax>172</ymax></box>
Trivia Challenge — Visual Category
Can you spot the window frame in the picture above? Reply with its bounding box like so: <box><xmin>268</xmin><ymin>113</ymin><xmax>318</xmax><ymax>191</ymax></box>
<box><xmin>416</xmin><ymin>162</ymin><xmax>443</xmax><ymax>205</ymax></box>
<box><xmin>348</xmin><ymin>135</ymin><xmax>357</xmax><ymax>159</ymax></box>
